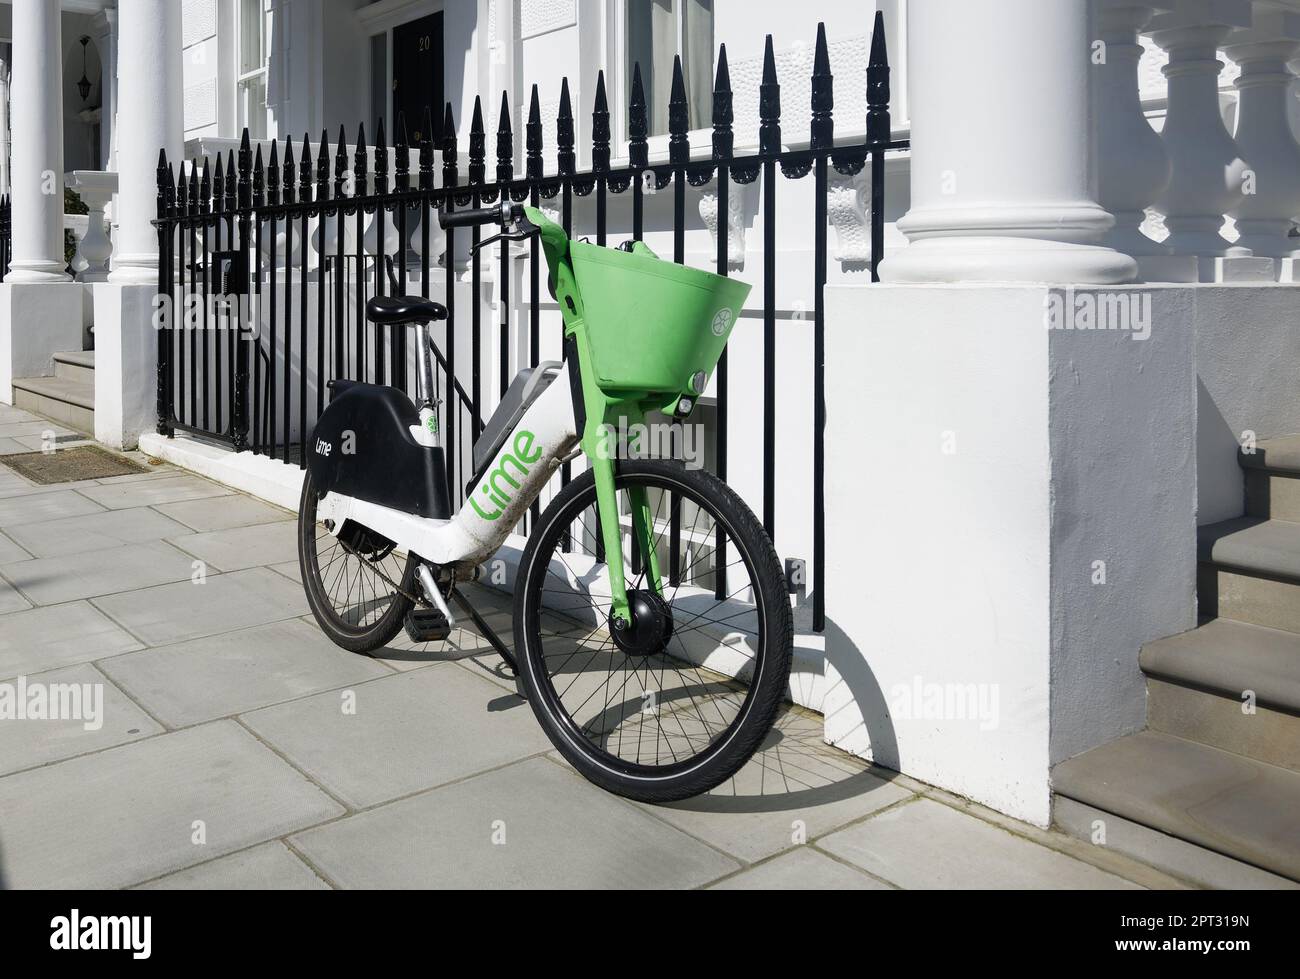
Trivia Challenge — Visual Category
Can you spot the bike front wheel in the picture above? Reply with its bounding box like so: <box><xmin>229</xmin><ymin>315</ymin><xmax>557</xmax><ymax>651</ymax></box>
<box><xmin>513</xmin><ymin>459</ymin><xmax>793</xmax><ymax>802</ymax></box>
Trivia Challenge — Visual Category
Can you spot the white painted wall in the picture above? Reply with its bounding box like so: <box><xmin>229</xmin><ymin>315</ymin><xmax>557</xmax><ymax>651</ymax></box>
<box><xmin>822</xmin><ymin>283</ymin><xmax>1197</xmax><ymax>825</ymax></box>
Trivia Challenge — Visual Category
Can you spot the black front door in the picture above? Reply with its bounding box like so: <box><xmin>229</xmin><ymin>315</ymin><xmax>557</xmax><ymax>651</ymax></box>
<box><xmin>392</xmin><ymin>12</ymin><xmax>444</xmax><ymax>144</ymax></box>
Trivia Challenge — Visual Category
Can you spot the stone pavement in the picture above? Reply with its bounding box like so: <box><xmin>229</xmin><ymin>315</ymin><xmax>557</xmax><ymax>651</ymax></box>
<box><xmin>0</xmin><ymin>404</ymin><xmax>1189</xmax><ymax>889</ymax></box>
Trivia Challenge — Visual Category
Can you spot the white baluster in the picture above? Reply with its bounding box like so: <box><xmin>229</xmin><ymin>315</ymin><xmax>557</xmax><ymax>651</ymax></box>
<box><xmin>1093</xmin><ymin>1</ymin><xmax>1172</xmax><ymax>260</ymax></box>
<box><xmin>68</xmin><ymin>171</ymin><xmax>118</xmax><ymax>281</ymax></box>
<box><xmin>1148</xmin><ymin>2</ymin><xmax>1253</xmax><ymax>264</ymax></box>
<box><xmin>1222</xmin><ymin>10</ymin><xmax>1300</xmax><ymax>261</ymax></box>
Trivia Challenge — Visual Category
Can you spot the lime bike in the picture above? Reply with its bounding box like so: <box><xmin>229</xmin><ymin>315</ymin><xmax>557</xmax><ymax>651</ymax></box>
<box><xmin>297</xmin><ymin>202</ymin><xmax>793</xmax><ymax>802</ymax></box>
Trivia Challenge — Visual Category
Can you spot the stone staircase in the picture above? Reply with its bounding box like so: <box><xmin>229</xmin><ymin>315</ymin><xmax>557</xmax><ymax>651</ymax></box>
<box><xmin>1052</xmin><ymin>437</ymin><xmax>1300</xmax><ymax>887</ymax></box>
<box><xmin>12</xmin><ymin>350</ymin><xmax>95</xmax><ymax>435</ymax></box>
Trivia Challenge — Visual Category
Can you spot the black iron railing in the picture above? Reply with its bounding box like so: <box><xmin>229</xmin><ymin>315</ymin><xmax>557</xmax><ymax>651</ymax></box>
<box><xmin>0</xmin><ymin>194</ymin><xmax>10</xmax><ymax>282</ymax></box>
<box><xmin>154</xmin><ymin>13</ymin><xmax>907</xmax><ymax>633</ymax></box>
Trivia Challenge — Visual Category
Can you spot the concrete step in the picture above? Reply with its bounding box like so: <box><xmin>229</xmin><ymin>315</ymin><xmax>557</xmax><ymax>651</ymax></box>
<box><xmin>1239</xmin><ymin>435</ymin><xmax>1300</xmax><ymax>476</ymax></box>
<box><xmin>1052</xmin><ymin>731</ymin><xmax>1300</xmax><ymax>882</ymax></box>
<box><xmin>11</xmin><ymin>374</ymin><xmax>95</xmax><ymax>436</ymax></box>
<box><xmin>1245</xmin><ymin>470</ymin><xmax>1300</xmax><ymax>522</ymax></box>
<box><xmin>52</xmin><ymin>350</ymin><xmax>95</xmax><ymax>386</ymax></box>
<box><xmin>1141</xmin><ymin>619</ymin><xmax>1300</xmax><ymax>771</ymax></box>
<box><xmin>1198</xmin><ymin>517</ymin><xmax>1300</xmax><ymax>632</ymax></box>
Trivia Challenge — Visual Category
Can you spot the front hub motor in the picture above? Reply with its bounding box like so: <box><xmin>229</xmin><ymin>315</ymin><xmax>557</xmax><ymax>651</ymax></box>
<box><xmin>610</xmin><ymin>589</ymin><xmax>674</xmax><ymax>656</ymax></box>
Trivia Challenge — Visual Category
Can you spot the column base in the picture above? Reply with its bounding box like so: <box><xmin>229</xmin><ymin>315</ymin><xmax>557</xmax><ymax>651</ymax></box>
<box><xmin>880</xmin><ymin>236</ymin><xmax>1138</xmax><ymax>285</ymax></box>
<box><xmin>6</xmin><ymin>264</ymin><xmax>73</xmax><ymax>284</ymax></box>
<box><xmin>0</xmin><ymin>283</ymin><xmax>87</xmax><ymax>404</ymax></box>
<box><xmin>92</xmin><ymin>282</ymin><xmax>159</xmax><ymax>450</ymax></box>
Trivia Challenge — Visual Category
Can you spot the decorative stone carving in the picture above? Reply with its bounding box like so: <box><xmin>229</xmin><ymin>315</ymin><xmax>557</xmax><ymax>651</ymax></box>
<box><xmin>696</xmin><ymin>187</ymin><xmax>746</xmax><ymax>269</ymax></box>
<box><xmin>826</xmin><ymin>173</ymin><xmax>871</xmax><ymax>272</ymax></box>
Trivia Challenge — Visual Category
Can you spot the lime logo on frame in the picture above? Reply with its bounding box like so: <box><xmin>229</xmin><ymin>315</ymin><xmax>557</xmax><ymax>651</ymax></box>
<box><xmin>470</xmin><ymin>430</ymin><xmax>543</xmax><ymax>521</ymax></box>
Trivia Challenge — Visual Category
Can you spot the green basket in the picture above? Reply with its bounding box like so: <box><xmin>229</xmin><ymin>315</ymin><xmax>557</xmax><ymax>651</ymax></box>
<box><xmin>570</xmin><ymin>241</ymin><xmax>751</xmax><ymax>397</ymax></box>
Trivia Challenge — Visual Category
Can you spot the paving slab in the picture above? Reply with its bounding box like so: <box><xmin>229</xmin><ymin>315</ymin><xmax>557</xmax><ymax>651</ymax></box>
<box><xmin>0</xmin><ymin>438</ymin><xmax>29</xmax><ymax>456</ymax></box>
<box><xmin>92</xmin><ymin>566</ymin><xmax>309</xmax><ymax>647</ymax></box>
<box><xmin>136</xmin><ymin>842</ymin><xmax>330</xmax><ymax>890</ymax></box>
<box><xmin>13</xmin><ymin>433</ymin><xmax>93</xmax><ymax>453</ymax></box>
<box><xmin>168</xmin><ymin>521</ymin><xmax>299</xmax><ymax>572</ymax></box>
<box><xmin>0</xmin><ymin>601</ymin><xmax>143</xmax><ymax>677</ymax></box>
<box><xmin>630</xmin><ymin>708</ymin><xmax>915</xmax><ymax>863</ymax></box>
<box><xmin>0</xmin><ymin>720</ymin><xmax>343</xmax><ymax>888</ymax></box>
<box><xmin>0</xmin><ymin>489</ymin><xmax>104</xmax><ymax>528</ymax></box>
<box><xmin>1</xmin><ymin>540</ymin><xmax>199</xmax><ymax>605</ymax></box>
<box><xmin>155</xmin><ymin>495</ymin><xmax>293</xmax><ymax>532</ymax></box>
<box><xmin>5</xmin><ymin>506</ymin><xmax>194</xmax><ymax>559</ymax></box>
<box><xmin>819</xmin><ymin>797</ymin><xmax>1141</xmax><ymax>890</ymax></box>
<box><xmin>0</xmin><ymin>575</ymin><xmax>31</xmax><ymax>614</ymax></box>
<box><xmin>0</xmin><ymin>531</ymin><xmax>30</xmax><ymax>564</ymax></box>
<box><xmin>0</xmin><ymin>663</ymin><xmax>163</xmax><ymax>776</ymax></box>
<box><xmin>291</xmin><ymin>756</ymin><xmax>740</xmax><ymax>888</ymax></box>
<box><xmin>75</xmin><ymin>474</ymin><xmax>232</xmax><ymax>510</ymax></box>
<box><xmin>0</xmin><ymin>421</ymin><xmax>76</xmax><ymax>439</ymax></box>
<box><xmin>99</xmin><ymin>618</ymin><xmax>389</xmax><ymax>727</ymax></box>
<box><xmin>241</xmin><ymin>665</ymin><xmax>551</xmax><ymax>808</ymax></box>
<box><xmin>709</xmin><ymin>847</ymin><xmax>892</xmax><ymax>890</ymax></box>
<box><xmin>0</xmin><ymin>406</ymin><xmax>40</xmax><ymax>425</ymax></box>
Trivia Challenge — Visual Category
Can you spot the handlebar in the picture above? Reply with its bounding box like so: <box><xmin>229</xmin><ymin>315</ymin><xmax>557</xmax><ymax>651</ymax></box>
<box><xmin>438</xmin><ymin>202</ymin><xmax>522</xmax><ymax>230</ymax></box>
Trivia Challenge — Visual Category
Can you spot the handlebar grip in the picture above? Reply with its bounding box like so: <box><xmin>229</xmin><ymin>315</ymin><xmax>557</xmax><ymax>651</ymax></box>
<box><xmin>439</xmin><ymin>205</ymin><xmax>503</xmax><ymax>230</ymax></box>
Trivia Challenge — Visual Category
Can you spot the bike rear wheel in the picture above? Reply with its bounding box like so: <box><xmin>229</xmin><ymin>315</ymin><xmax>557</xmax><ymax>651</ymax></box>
<box><xmin>297</xmin><ymin>469</ymin><xmax>418</xmax><ymax>654</ymax></box>
<box><xmin>513</xmin><ymin>459</ymin><xmax>793</xmax><ymax>802</ymax></box>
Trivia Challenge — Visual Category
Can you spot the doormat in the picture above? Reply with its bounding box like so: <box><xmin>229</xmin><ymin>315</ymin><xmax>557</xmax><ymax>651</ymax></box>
<box><xmin>0</xmin><ymin>445</ymin><xmax>150</xmax><ymax>484</ymax></box>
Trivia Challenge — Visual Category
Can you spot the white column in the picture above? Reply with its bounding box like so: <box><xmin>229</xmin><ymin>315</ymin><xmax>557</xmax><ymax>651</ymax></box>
<box><xmin>1221</xmin><ymin>11</ymin><xmax>1300</xmax><ymax>258</ymax></box>
<box><xmin>1148</xmin><ymin>1</ymin><xmax>1253</xmax><ymax>258</ymax></box>
<box><xmin>8</xmin><ymin>0</ymin><xmax>70</xmax><ymax>282</ymax></box>
<box><xmin>108</xmin><ymin>0</ymin><xmax>183</xmax><ymax>284</ymax></box>
<box><xmin>1093</xmin><ymin>1</ymin><xmax>1172</xmax><ymax>257</ymax></box>
<box><xmin>882</xmin><ymin>0</ymin><xmax>1136</xmax><ymax>284</ymax></box>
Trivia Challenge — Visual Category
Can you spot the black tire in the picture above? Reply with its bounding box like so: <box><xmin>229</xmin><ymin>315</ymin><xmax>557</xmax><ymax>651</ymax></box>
<box><xmin>297</xmin><ymin>468</ymin><xmax>418</xmax><ymax>654</ymax></box>
<box><xmin>513</xmin><ymin>459</ymin><xmax>793</xmax><ymax>803</ymax></box>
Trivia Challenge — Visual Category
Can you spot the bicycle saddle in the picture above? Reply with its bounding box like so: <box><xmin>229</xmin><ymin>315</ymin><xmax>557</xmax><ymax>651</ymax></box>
<box><xmin>366</xmin><ymin>295</ymin><xmax>448</xmax><ymax>325</ymax></box>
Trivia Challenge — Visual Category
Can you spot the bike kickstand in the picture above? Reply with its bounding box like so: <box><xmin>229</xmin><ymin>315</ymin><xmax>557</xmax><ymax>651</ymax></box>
<box><xmin>449</xmin><ymin>589</ymin><xmax>520</xmax><ymax>680</ymax></box>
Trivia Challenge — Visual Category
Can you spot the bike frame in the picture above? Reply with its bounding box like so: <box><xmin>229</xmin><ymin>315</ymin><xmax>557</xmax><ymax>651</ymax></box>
<box><xmin>317</xmin><ymin>207</ymin><xmax>659</xmax><ymax>627</ymax></box>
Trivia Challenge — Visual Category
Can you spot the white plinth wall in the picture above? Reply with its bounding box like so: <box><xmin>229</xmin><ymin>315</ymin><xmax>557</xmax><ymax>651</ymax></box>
<box><xmin>821</xmin><ymin>284</ymin><xmax>1198</xmax><ymax>825</ymax></box>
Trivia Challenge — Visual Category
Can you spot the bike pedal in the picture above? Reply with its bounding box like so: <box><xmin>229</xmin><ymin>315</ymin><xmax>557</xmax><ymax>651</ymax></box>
<box><xmin>404</xmin><ymin>607</ymin><xmax>451</xmax><ymax>643</ymax></box>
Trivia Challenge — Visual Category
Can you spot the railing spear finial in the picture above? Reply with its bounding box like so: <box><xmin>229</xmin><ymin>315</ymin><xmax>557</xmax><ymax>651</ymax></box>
<box><xmin>212</xmin><ymin>152</ymin><xmax>225</xmax><ymax>215</ymax></box>
<box><xmin>374</xmin><ymin>117</ymin><xmax>389</xmax><ymax>194</ymax></box>
<box><xmin>395</xmin><ymin>113</ymin><xmax>411</xmax><ymax>192</ymax></box>
<box><xmin>282</xmin><ymin>136</ymin><xmax>296</xmax><ymax>205</ymax></box>
<box><xmin>760</xmin><ymin>34</ymin><xmax>781</xmax><ymax>156</ymax></box>
<box><xmin>592</xmin><ymin>70</ymin><xmax>610</xmax><ymax>174</ymax></box>
<box><xmin>354</xmin><ymin>123</ymin><xmax>368</xmax><ymax>197</ymax></box>
<box><xmin>557</xmin><ymin>78</ymin><xmax>575</xmax><ymax>176</ymax></box>
<box><xmin>811</xmin><ymin>21</ymin><xmax>833</xmax><ymax>150</ymax></box>
<box><xmin>442</xmin><ymin>103</ymin><xmax>458</xmax><ymax>188</ymax></box>
<box><xmin>866</xmin><ymin>9</ymin><xmax>891</xmax><ymax>146</ymax></box>
<box><xmin>318</xmin><ymin>130</ymin><xmax>331</xmax><ymax>201</ymax></box>
<box><xmin>712</xmin><ymin>43</ymin><xmax>733</xmax><ymax>161</ymax></box>
<box><xmin>335</xmin><ymin>125</ymin><xmax>348</xmax><ymax>198</ymax></box>
<box><xmin>629</xmin><ymin>63</ymin><xmax>648</xmax><ymax>170</ymax></box>
<box><xmin>526</xmin><ymin>84</ymin><xmax>543</xmax><ymax>181</ymax></box>
<box><xmin>299</xmin><ymin>135</ymin><xmax>313</xmax><ymax>203</ymax></box>
<box><xmin>468</xmin><ymin>96</ymin><xmax>486</xmax><ymax>187</ymax></box>
<box><xmin>669</xmin><ymin>55</ymin><xmax>690</xmax><ymax>165</ymax></box>
<box><xmin>419</xmin><ymin>106</ymin><xmax>435</xmax><ymax>191</ymax></box>
<box><xmin>497</xmin><ymin>91</ymin><xmax>514</xmax><ymax>185</ymax></box>
<box><xmin>252</xmin><ymin>145</ymin><xmax>265</xmax><ymax>209</ymax></box>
